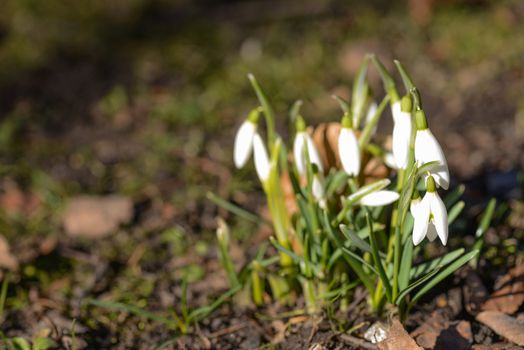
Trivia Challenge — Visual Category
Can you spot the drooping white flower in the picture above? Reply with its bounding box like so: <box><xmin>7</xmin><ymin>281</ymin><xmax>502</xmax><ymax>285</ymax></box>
<box><xmin>360</xmin><ymin>190</ymin><xmax>399</xmax><ymax>207</ymax></box>
<box><xmin>391</xmin><ymin>100</ymin><xmax>412</xmax><ymax>169</ymax></box>
<box><xmin>414</xmin><ymin>127</ymin><xmax>450</xmax><ymax>190</ymax></box>
<box><xmin>293</xmin><ymin>131</ymin><xmax>323</xmax><ymax>176</ymax></box>
<box><xmin>253</xmin><ymin>133</ymin><xmax>270</xmax><ymax>182</ymax></box>
<box><xmin>338</xmin><ymin>114</ymin><xmax>360</xmax><ymax>176</ymax></box>
<box><xmin>411</xmin><ymin>176</ymin><xmax>448</xmax><ymax>246</ymax></box>
<box><xmin>233</xmin><ymin>110</ymin><xmax>259</xmax><ymax>168</ymax></box>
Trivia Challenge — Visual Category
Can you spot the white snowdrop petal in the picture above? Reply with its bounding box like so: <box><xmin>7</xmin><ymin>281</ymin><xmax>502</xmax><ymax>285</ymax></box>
<box><xmin>253</xmin><ymin>133</ymin><xmax>270</xmax><ymax>182</ymax></box>
<box><xmin>391</xmin><ymin>102</ymin><xmax>412</xmax><ymax>169</ymax></box>
<box><xmin>429</xmin><ymin>192</ymin><xmax>448</xmax><ymax>246</ymax></box>
<box><xmin>412</xmin><ymin>196</ymin><xmax>431</xmax><ymax>245</ymax></box>
<box><xmin>410</xmin><ymin>199</ymin><xmax>421</xmax><ymax>217</ymax></box>
<box><xmin>360</xmin><ymin>190</ymin><xmax>399</xmax><ymax>207</ymax></box>
<box><xmin>312</xmin><ymin>175</ymin><xmax>324</xmax><ymax>202</ymax></box>
<box><xmin>426</xmin><ymin>222</ymin><xmax>438</xmax><ymax>242</ymax></box>
<box><xmin>234</xmin><ymin>121</ymin><xmax>256</xmax><ymax>168</ymax></box>
<box><xmin>338</xmin><ymin>128</ymin><xmax>360</xmax><ymax>176</ymax></box>
<box><xmin>415</xmin><ymin>129</ymin><xmax>450</xmax><ymax>189</ymax></box>
<box><xmin>293</xmin><ymin>132</ymin><xmax>306</xmax><ymax>175</ymax></box>
<box><xmin>305</xmin><ymin>134</ymin><xmax>324</xmax><ymax>173</ymax></box>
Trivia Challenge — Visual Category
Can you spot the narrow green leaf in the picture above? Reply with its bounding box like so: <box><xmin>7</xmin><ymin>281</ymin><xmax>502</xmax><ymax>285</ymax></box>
<box><xmin>347</xmin><ymin>179</ymin><xmax>391</xmax><ymax>203</ymax></box>
<box><xmin>476</xmin><ymin>198</ymin><xmax>497</xmax><ymax>238</ymax></box>
<box><xmin>410</xmin><ymin>248</ymin><xmax>464</xmax><ymax>280</ymax></box>
<box><xmin>87</xmin><ymin>299</ymin><xmax>179</xmax><ymax>328</ymax></box>
<box><xmin>0</xmin><ymin>273</ymin><xmax>8</xmax><ymax>319</ymax></box>
<box><xmin>352</xmin><ymin>57</ymin><xmax>369</xmax><ymax>126</ymax></box>
<box><xmin>359</xmin><ymin>94</ymin><xmax>390</xmax><ymax>148</ymax></box>
<box><xmin>289</xmin><ymin>100</ymin><xmax>303</xmax><ymax>124</ymax></box>
<box><xmin>398</xmin><ymin>239</ymin><xmax>413</xmax><ymax>290</ymax></box>
<box><xmin>248</xmin><ymin>74</ymin><xmax>276</xmax><ymax>144</ymax></box>
<box><xmin>321</xmin><ymin>212</ymin><xmax>375</xmax><ymax>291</ymax></box>
<box><xmin>269</xmin><ymin>236</ymin><xmax>303</xmax><ymax>265</ymax></box>
<box><xmin>325</xmin><ymin>171</ymin><xmax>349</xmax><ymax>197</ymax></box>
<box><xmin>393</xmin><ymin>59</ymin><xmax>415</xmax><ymax>91</ymax></box>
<box><xmin>412</xmin><ymin>250</ymin><xmax>479</xmax><ymax>304</ymax></box>
<box><xmin>340</xmin><ymin>224</ymin><xmax>372</xmax><ymax>253</ymax></box>
<box><xmin>341</xmin><ymin>247</ymin><xmax>378</xmax><ymax>275</ymax></box>
<box><xmin>189</xmin><ymin>285</ymin><xmax>242</xmax><ymax>322</ymax></box>
<box><xmin>206</xmin><ymin>192</ymin><xmax>270</xmax><ymax>226</ymax></box>
<box><xmin>416</xmin><ymin>160</ymin><xmax>441</xmax><ymax>177</ymax></box>
<box><xmin>370</xmin><ymin>54</ymin><xmax>399</xmax><ymax>101</ymax></box>
<box><xmin>367</xmin><ymin>212</ymin><xmax>392</xmax><ymax>301</ymax></box>
<box><xmin>448</xmin><ymin>201</ymin><xmax>465</xmax><ymax>225</ymax></box>
<box><xmin>10</xmin><ymin>338</ymin><xmax>31</xmax><ymax>350</ymax></box>
<box><xmin>332</xmin><ymin>95</ymin><xmax>350</xmax><ymax>113</ymax></box>
<box><xmin>395</xmin><ymin>267</ymin><xmax>440</xmax><ymax>305</ymax></box>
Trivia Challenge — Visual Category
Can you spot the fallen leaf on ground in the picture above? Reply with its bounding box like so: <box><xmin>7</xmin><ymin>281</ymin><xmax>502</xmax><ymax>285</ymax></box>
<box><xmin>62</xmin><ymin>195</ymin><xmax>133</xmax><ymax>238</ymax></box>
<box><xmin>476</xmin><ymin>311</ymin><xmax>524</xmax><ymax>346</ymax></box>
<box><xmin>482</xmin><ymin>264</ymin><xmax>524</xmax><ymax>314</ymax></box>
<box><xmin>0</xmin><ymin>235</ymin><xmax>18</xmax><ymax>270</ymax></box>
<box><xmin>377</xmin><ymin>319</ymin><xmax>421</xmax><ymax>350</ymax></box>
<box><xmin>410</xmin><ymin>310</ymin><xmax>472</xmax><ymax>349</ymax></box>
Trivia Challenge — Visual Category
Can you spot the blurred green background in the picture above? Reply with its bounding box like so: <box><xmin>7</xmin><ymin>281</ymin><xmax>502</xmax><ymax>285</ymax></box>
<box><xmin>0</xmin><ymin>0</ymin><xmax>523</xmax><ymax>345</ymax></box>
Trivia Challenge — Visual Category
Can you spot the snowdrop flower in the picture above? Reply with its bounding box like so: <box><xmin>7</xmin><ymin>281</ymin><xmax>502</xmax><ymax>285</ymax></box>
<box><xmin>338</xmin><ymin>113</ymin><xmax>360</xmax><ymax>176</ymax></box>
<box><xmin>390</xmin><ymin>96</ymin><xmax>413</xmax><ymax>169</ymax></box>
<box><xmin>234</xmin><ymin>109</ymin><xmax>259</xmax><ymax>168</ymax></box>
<box><xmin>412</xmin><ymin>175</ymin><xmax>448</xmax><ymax>246</ymax></box>
<box><xmin>360</xmin><ymin>190</ymin><xmax>399</xmax><ymax>207</ymax></box>
<box><xmin>253</xmin><ymin>133</ymin><xmax>270</xmax><ymax>182</ymax></box>
<box><xmin>293</xmin><ymin>117</ymin><xmax>323</xmax><ymax>176</ymax></box>
<box><xmin>414</xmin><ymin>110</ymin><xmax>450</xmax><ymax>190</ymax></box>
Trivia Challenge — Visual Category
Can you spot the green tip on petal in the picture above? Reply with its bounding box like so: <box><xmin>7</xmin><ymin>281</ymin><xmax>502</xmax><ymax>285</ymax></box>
<box><xmin>415</xmin><ymin>110</ymin><xmax>428</xmax><ymax>130</ymax></box>
<box><xmin>426</xmin><ymin>175</ymin><xmax>437</xmax><ymax>192</ymax></box>
<box><xmin>401</xmin><ymin>94</ymin><xmax>412</xmax><ymax>113</ymax></box>
<box><xmin>247</xmin><ymin>108</ymin><xmax>261</xmax><ymax>123</ymax></box>
<box><xmin>412</xmin><ymin>189</ymin><xmax>421</xmax><ymax>200</ymax></box>
<box><xmin>296</xmin><ymin>115</ymin><xmax>306</xmax><ymax>132</ymax></box>
<box><xmin>341</xmin><ymin>112</ymin><xmax>353</xmax><ymax>129</ymax></box>
<box><xmin>312</xmin><ymin>163</ymin><xmax>319</xmax><ymax>174</ymax></box>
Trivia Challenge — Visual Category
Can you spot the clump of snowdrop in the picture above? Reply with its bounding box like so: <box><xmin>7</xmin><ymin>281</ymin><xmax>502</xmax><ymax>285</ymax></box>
<box><xmin>214</xmin><ymin>55</ymin><xmax>480</xmax><ymax>321</ymax></box>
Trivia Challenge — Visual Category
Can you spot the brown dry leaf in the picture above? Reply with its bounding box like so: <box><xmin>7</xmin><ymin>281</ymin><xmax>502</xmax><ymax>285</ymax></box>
<box><xmin>378</xmin><ymin>319</ymin><xmax>421</xmax><ymax>350</ymax></box>
<box><xmin>312</xmin><ymin>122</ymin><xmax>341</xmax><ymax>170</ymax></box>
<box><xmin>363</xmin><ymin>157</ymin><xmax>390</xmax><ymax>184</ymax></box>
<box><xmin>476</xmin><ymin>311</ymin><xmax>524</xmax><ymax>346</ymax></box>
<box><xmin>0</xmin><ymin>235</ymin><xmax>18</xmax><ymax>270</ymax></box>
<box><xmin>62</xmin><ymin>195</ymin><xmax>133</xmax><ymax>238</ymax></box>
<box><xmin>482</xmin><ymin>264</ymin><xmax>524</xmax><ymax>314</ymax></box>
<box><xmin>410</xmin><ymin>311</ymin><xmax>472</xmax><ymax>349</ymax></box>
